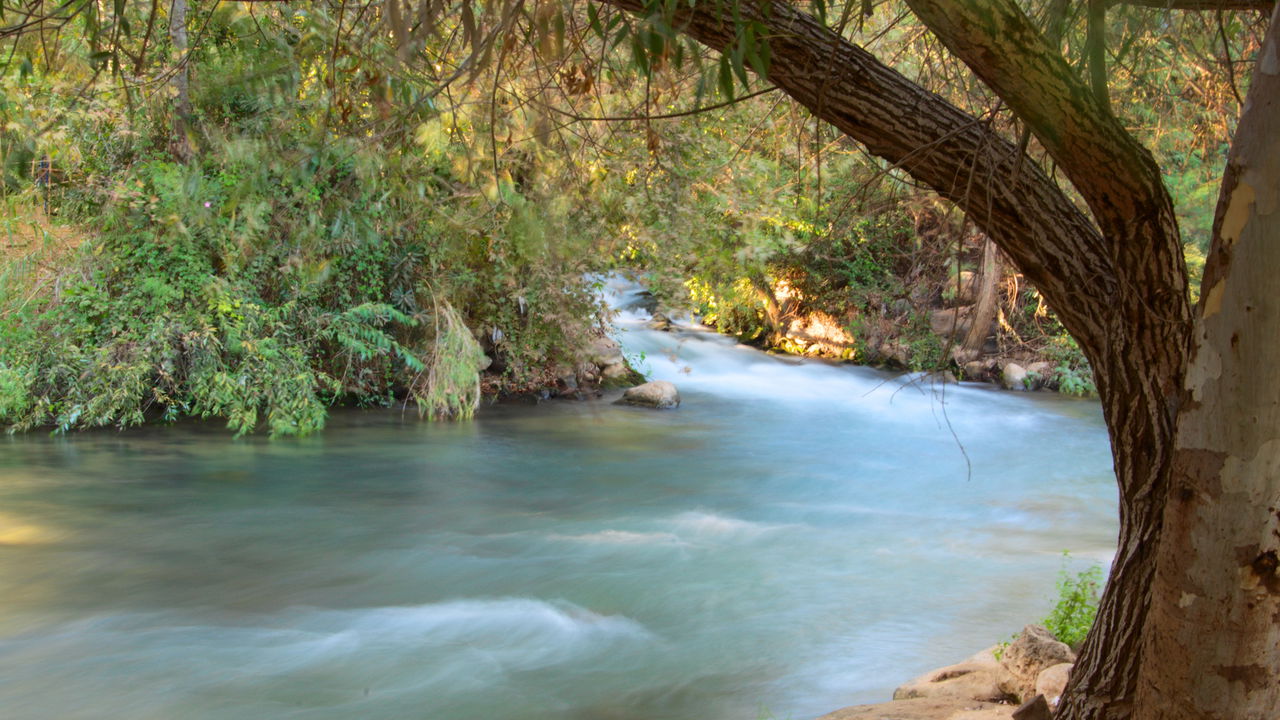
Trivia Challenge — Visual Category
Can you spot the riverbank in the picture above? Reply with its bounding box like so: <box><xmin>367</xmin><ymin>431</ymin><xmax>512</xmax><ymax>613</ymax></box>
<box><xmin>602</xmin><ymin>279</ymin><xmax>1092</xmax><ymax>401</ymax></box>
<box><xmin>818</xmin><ymin>626</ymin><xmax>1076</xmax><ymax>720</ymax></box>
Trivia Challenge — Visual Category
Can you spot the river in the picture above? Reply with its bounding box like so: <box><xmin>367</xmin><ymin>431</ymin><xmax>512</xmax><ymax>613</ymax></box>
<box><xmin>0</xmin><ymin>280</ymin><xmax>1116</xmax><ymax>720</ymax></box>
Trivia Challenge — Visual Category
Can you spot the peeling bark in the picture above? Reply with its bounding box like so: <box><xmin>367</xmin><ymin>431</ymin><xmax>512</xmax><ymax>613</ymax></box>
<box><xmin>1138</xmin><ymin>6</ymin><xmax>1280</xmax><ymax>716</ymax></box>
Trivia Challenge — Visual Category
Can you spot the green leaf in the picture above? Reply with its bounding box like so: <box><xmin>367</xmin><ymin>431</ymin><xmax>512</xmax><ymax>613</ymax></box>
<box><xmin>717</xmin><ymin>54</ymin><xmax>734</xmax><ymax>100</ymax></box>
<box><xmin>631</xmin><ymin>32</ymin><xmax>650</xmax><ymax>75</ymax></box>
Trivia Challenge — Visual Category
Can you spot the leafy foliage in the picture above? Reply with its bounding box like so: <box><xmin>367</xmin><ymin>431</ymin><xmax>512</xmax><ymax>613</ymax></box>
<box><xmin>1044</xmin><ymin>555</ymin><xmax>1104</xmax><ymax>650</ymax></box>
<box><xmin>0</xmin><ymin>0</ymin><xmax>1259</xmax><ymax>435</ymax></box>
<box><xmin>0</xmin><ymin>4</ymin><xmax>614</xmax><ymax>435</ymax></box>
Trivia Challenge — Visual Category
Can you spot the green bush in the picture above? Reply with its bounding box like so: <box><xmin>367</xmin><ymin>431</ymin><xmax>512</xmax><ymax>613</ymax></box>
<box><xmin>1044</xmin><ymin>555</ymin><xmax>1103</xmax><ymax>650</ymax></box>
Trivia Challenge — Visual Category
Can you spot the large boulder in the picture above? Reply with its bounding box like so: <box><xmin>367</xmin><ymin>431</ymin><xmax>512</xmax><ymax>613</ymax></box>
<box><xmin>1034</xmin><ymin>663</ymin><xmax>1072</xmax><ymax>710</ymax></box>
<box><xmin>998</xmin><ymin>626</ymin><xmax>1076</xmax><ymax>703</ymax></box>
<box><xmin>930</xmin><ymin>306</ymin><xmax>975</xmax><ymax>339</ymax></box>
<box><xmin>963</xmin><ymin>360</ymin><xmax>995</xmax><ymax>382</ymax></box>
<box><xmin>893</xmin><ymin>646</ymin><xmax>1015</xmax><ymax>704</ymax></box>
<box><xmin>618</xmin><ymin>381</ymin><xmax>680</xmax><ymax>409</ymax></box>
<box><xmin>1001</xmin><ymin>363</ymin><xmax>1029</xmax><ymax>391</ymax></box>
<box><xmin>587</xmin><ymin>336</ymin><xmax>625</xmax><ymax>367</ymax></box>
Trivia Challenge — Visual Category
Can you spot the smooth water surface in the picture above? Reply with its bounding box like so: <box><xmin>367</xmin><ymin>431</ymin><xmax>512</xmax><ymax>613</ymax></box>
<box><xmin>0</xmin><ymin>284</ymin><xmax>1117</xmax><ymax>720</ymax></box>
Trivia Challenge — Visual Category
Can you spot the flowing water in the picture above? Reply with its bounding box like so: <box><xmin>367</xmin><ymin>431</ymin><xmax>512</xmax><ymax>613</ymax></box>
<box><xmin>0</xmin><ymin>280</ymin><xmax>1116</xmax><ymax>720</ymax></box>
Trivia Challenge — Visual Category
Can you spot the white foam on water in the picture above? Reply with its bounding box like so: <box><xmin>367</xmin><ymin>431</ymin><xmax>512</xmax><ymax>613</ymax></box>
<box><xmin>667</xmin><ymin>511</ymin><xmax>793</xmax><ymax>538</ymax></box>
<box><xmin>0</xmin><ymin>599</ymin><xmax>654</xmax><ymax>719</ymax></box>
<box><xmin>549</xmin><ymin>530</ymin><xmax>688</xmax><ymax>546</ymax></box>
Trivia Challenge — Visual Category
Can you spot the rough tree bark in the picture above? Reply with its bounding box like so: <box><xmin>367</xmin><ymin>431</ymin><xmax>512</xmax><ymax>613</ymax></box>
<box><xmin>593</xmin><ymin>1</ymin><xmax>1248</xmax><ymax>717</ymax></box>
<box><xmin>1136</xmin><ymin>5</ymin><xmax>1280</xmax><ymax>717</ymax></box>
<box><xmin>902</xmin><ymin>5</ymin><xmax>1193</xmax><ymax>716</ymax></box>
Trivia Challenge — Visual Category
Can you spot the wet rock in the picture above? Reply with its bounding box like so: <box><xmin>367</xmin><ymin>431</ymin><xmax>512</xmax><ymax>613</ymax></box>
<box><xmin>1001</xmin><ymin>363</ymin><xmax>1028</xmax><ymax>391</ymax></box>
<box><xmin>1034</xmin><ymin>663</ymin><xmax>1072</xmax><ymax>710</ymax></box>
<box><xmin>998</xmin><ymin>625</ymin><xmax>1075</xmax><ymax>703</ymax></box>
<box><xmin>554</xmin><ymin>365</ymin><xmax>578</xmax><ymax>391</ymax></box>
<box><xmin>621</xmin><ymin>290</ymin><xmax>659</xmax><ymax>313</ymax></box>
<box><xmin>618</xmin><ymin>380</ymin><xmax>680</xmax><ymax>409</ymax></box>
<box><xmin>648</xmin><ymin>311</ymin><xmax>674</xmax><ymax>331</ymax></box>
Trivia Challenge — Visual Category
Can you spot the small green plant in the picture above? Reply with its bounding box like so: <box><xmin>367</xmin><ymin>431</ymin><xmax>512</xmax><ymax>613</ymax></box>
<box><xmin>1044</xmin><ymin>553</ymin><xmax>1103</xmax><ymax>650</ymax></box>
<box><xmin>1045</xmin><ymin>335</ymin><xmax>1097</xmax><ymax>396</ymax></box>
<box><xmin>992</xmin><ymin>631</ymin><xmax>1019</xmax><ymax>661</ymax></box>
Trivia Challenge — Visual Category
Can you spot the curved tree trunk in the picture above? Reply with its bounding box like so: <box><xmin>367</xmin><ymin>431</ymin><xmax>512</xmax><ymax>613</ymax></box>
<box><xmin>596</xmin><ymin>2</ymin><xmax>1191</xmax><ymax>717</ymax></box>
<box><xmin>896</xmin><ymin>6</ymin><xmax>1191</xmax><ymax>717</ymax></box>
<box><xmin>1136</xmin><ymin>6</ymin><xmax>1280</xmax><ymax>716</ymax></box>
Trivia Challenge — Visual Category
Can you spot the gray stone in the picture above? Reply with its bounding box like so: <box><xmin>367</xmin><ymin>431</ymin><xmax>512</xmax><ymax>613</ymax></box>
<box><xmin>618</xmin><ymin>380</ymin><xmax>680</xmax><ymax>409</ymax></box>
<box><xmin>1001</xmin><ymin>363</ymin><xmax>1028</xmax><ymax>391</ymax></box>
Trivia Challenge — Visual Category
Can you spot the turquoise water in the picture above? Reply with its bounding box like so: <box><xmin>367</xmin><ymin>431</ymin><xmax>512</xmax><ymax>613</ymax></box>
<box><xmin>0</xmin><ymin>289</ymin><xmax>1116</xmax><ymax>720</ymax></box>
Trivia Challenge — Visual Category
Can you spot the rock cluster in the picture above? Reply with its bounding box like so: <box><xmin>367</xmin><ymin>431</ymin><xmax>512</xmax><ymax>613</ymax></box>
<box><xmin>996</xmin><ymin>625</ymin><xmax>1075</xmax><ymax>706</ymax></box>
<box><xmin>819</xmin><ymin>626</ymin><xmax>1076</xmax><ymax>720</ymax></box>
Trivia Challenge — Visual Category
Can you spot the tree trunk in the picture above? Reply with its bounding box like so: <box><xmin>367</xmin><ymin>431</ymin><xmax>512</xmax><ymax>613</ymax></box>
<box><xmin>169</xmin><ymin>0</ymin><xmax>192</xmax><ymax>161</ymax></box>
<box><xmin>596</xmin><ymin>2</ymin><xmax>1192</xmax><ymax>717</ymax></box>
<box><xmin>1136</xmin><ymin>6</ymin><xmax>1280</xmax><ymax>716</ymax></box>
<box><xmin>960</xmin><ymin>237</ymin><xmax>999</xmax><ymax>359</ymax></box>
<box><xmin>896</xmin><ymin>6</ymin><xmax>1192</xmax><ymax>716</ymax></box>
